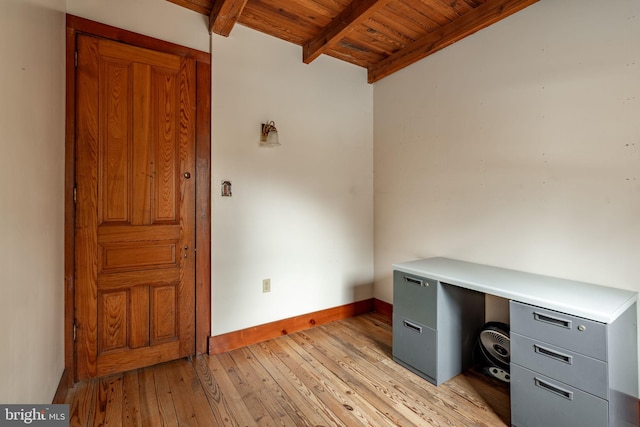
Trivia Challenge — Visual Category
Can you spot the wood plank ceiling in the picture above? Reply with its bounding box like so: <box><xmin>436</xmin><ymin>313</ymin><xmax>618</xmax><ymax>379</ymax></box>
<box><xmin>167</xmin><ymin>0</ymin><xmax>539</xmax><ymax>83</ymax></box>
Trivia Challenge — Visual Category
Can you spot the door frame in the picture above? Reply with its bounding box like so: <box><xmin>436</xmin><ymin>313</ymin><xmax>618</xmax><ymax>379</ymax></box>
<box><xmin>63</xmin><ymin>15</ymin><xmax>211</xmax><ymax>387</ymax></box>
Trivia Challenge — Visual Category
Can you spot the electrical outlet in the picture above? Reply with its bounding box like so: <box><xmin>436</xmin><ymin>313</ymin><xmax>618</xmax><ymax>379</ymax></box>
<box><xmin>262</xmin><ymin>278</ymin><xmax>271</xmax><ymax>293</ymax></box>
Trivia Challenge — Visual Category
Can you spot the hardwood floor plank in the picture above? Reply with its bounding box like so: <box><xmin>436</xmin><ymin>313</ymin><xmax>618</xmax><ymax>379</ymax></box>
<box><xmin>318</xmin><ymin>325</ymin><xmax>478</xmax><ymax>426</ymax></box>
<box><xmin>441</xmin><ymin>371</ymin><xmax>510</xmax><ymax>426</ymax></box>
<box><xmin>310</xmin><ymin>326</ymin><xmax>451</xmax><ymax>425</ymax></box>
<box><xmin>93</xmin><ymin>374</ymin><xmax>123</xmax><ymax>427</ymax></box>
<box><xmin>121</xmin><ymin>370</ymin><xmax>142</xmax><ymax>426</ymax></box>
<box><xmin>298</xmin><ymin>326</ymin><xmax>458</xmax><ymax>426</ymax></box>
<box><xmin>64</xmin><ymin>313</ymin><xmax>510</xmax><ymax>427</ymax></box>
<box><xmin>162</xmin><ymin>358</ymin><xmax>219</xmax><ymax>426</ymax></box>
<box><xmin>227</xmin><ymin>346</ymin><xmax>300</xmax><ymax>426</ymax></box>
<box><xmin>192</xmin><ymin>355</ymin><xmax>246</xmax><ymax>426</ymax></box>
<box><xmin>238</xmin><ymin>345</ymin><xmax>320</xmax><ymax>426</ymax></box>
<box><xmin>137</xmin><ymin>367</ymin><xmax>164</xmax><ymax>427</ymax></box>
<box><xmin>462</xmin><ymin>370</ymin><xmax>510</xmax><ymax>421</ymax></box>
<box><xmin>217</xmin><ymin>350</ymin><xmax>281</xmax><ymax>426</ymax></box>
<box><xmin>249</xmin><ymin>341</ymin><xmax>346</xmax><ymax>426</ymax></box>
<box><xmin>262</xmin><ymin>336</ymin><xmax>365</xmax><ymax>426</ymax></box>
<box><xmin>66</xmin><ymin>378</ymin><xmax>95</xmax><ymax>427</ymax></box>
<box><xmin>151</xmin><ymin>363</ymin><xmax>180</xmax><ymax>426</ymax></box>
<box><xmin>196</xmin><ymin>354</ymin><xmax>257</xmax><ymax>426</ymax></box>
<box><xmin>286</xmin><ymin>333</ymin><xmax>402</xmax><ymax>426</ymax></box>
<box><xmin>342</xmin><ymin>313</ymin><xmax>393</xmax><ymax>350</ymax></box>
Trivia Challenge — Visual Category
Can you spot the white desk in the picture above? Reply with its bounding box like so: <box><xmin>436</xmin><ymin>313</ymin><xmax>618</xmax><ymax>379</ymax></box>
<box><xmin>393</xmin><ymin>257</ymin><xmax>637</xmax><ymax>323</ymax></box>
<box><xmin>391</xmin><ymin>257</ymin><xmax>638</xmax><ymax>427</ymax></box>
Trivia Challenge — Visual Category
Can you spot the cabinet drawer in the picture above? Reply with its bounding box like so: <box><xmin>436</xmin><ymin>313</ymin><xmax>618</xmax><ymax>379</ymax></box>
<box><xmin>510</xmin><ymin>301</ymin><xmax>607</xmax><ymax>361</ymax></box>
<box><xmin>511</xmin><ymin>332</ymin><xmax>608</xmax><ymax>399</ymax></box>
<box><xmin>392</xmin><ymin>313</ymin><xmax>437</xmax><ymax>384</ymax></box>
<box><xmin>393</xmin><ymin>270</ymin><xmax>437</xmax><ymax>328</ymax></box>
<box><xmin>511</xmin><ymin>364</ymin><xmax>608</xmax><ymax>427</ymax></box>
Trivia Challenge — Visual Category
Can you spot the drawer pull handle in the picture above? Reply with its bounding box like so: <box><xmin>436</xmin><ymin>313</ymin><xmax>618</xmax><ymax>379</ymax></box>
<box><xmin>534</xmin><ymin>377</ymin><xmax>574</xmax><ymax>401</ymax></box>
<box><xmin>402</xmin><ymin>320</ymin><xmax>423</xmax><ymax>333</ymax></box>
<box><xmin>404</xmin><ymin>276</ymin><xmax>426</xmax><ymax>287</ymax></box>
<box><xmin>534</xmin><ymin>344</ymin><xmax>573</xmax><ymax>365</ymax></box>
<box><xmin>533</xmin><ymin>311</ymin><xmax>572</xmax><ymax>329</ymax></box>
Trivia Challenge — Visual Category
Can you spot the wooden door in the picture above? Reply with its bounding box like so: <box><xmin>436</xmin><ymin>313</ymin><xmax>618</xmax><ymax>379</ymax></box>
<box><xmin>75</xmin><ymin>34</ymin><xmax>196</xmax><ymax>380</ymax></box>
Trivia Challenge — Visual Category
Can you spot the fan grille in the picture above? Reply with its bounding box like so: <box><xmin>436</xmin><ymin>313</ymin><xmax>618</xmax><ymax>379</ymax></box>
<box><xmin>480</xmin><ymin>329</ymin><xmax>510</xmax><ymax>364</ymax></box>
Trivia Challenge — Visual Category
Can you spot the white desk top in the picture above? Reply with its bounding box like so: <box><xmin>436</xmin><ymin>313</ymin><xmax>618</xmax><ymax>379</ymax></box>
<box><xmin>392</xmin><ymin>257</ymin><xmax>637</xmax><ymax>324</ymax></box>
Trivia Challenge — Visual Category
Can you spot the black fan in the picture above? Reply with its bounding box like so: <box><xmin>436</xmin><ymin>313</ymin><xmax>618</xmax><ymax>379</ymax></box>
<box><xmin>475</xmin><ymin>322</ymin><xmax>511</xmax><ymax>382</ymax></box>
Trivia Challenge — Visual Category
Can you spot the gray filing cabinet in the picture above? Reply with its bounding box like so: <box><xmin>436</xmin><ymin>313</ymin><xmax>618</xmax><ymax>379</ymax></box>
<box><xmin>510</xmin><ymin>301</ymin><xmax>638</xmax><ymax>427</ymax></box>
<box><xmin>392</xmin><ymin>270</ymin><xmax>485</xmax><ymax>385</ymax></box>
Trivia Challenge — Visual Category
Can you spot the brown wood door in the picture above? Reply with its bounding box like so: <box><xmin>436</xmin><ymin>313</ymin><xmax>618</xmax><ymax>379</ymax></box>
<box><xmin>75</xmin><ymin>34</ymin><xmax>196</xmax><ymax>380</ymax></box>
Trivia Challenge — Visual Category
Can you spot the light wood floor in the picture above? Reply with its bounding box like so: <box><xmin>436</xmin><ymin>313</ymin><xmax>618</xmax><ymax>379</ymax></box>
<box><xmin>64</xmin><ymin>313</ymin><xmax>510</xmax><ymax>426</ymax></box>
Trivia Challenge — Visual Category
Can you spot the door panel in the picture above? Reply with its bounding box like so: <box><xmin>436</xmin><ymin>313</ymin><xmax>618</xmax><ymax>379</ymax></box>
<box><xmin>151</xmin><ymin>285</ymin><xmax>178</xmax><ymax>343</ymax></box>
<box><xmin>99</xmin><ymin>240</ymin><xmax>178</xmax><ymax>272</ymax></box>
<box><xmin>98</xmin><ymin>290</ymin><xmax>128</xmax><ymax>352</ymax></box>
<box><xmin>75</xmin><ymin>34</ymin><xmax>196</xmax><ymax>380</ymax></box>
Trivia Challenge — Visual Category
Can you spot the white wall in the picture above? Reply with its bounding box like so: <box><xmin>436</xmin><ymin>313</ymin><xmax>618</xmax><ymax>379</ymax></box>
<box><xmin>66</xmin><ymin>0</ymin><xmax>209</xmax><ymax>52</ymax></box>
<box><xmin>211</xmin><ymin>26</ymin><xmax>373</xmax><ymax>334</ymax></box>
<box><xmin>374</xmin><ymin>0</ymin><xmax>640</xmax><ymax>317</ymax></box>
<box><xmin>0</xmin><ymin>0</ymin><xmax>66</xmax><ymax>403</ymax></box>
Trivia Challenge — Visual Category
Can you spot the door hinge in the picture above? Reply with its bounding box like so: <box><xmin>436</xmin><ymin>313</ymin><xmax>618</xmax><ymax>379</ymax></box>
<box><xmin>73</xmin><ymin>187</ymin><xmax>77</xmax><ymax>204</ymax></box>
<box><xmin>73</xmin><ymin>323</ymin><xmax>77</xmax><ymax>341</ymax></box>
<box><xmin>74</xmin><ymin>51</ymin><xmax>78</xmax><ymax>67</ymax></box>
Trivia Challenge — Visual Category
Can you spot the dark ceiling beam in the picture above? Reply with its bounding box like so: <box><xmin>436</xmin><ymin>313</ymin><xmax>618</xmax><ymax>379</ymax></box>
<box><xmin>367</xmin><ymin>0</ymin><xmax>539</xmax><ymax>83</ymax></box>
<box><xmin>303</xmin><ymin>0</ymin><xmax>391</xmax><ymax>64</ymax></box>
<box><xmin>209</xmin><ymin>0</ymin><xmax>249</xmax><ymax>36</ymax></box>
<box><xmin>166</xmin><ymin>0</ymin><xmax>210</xmax><ymax>16</ymax></box>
